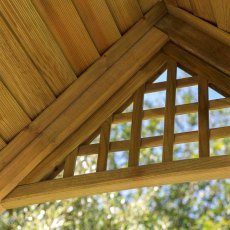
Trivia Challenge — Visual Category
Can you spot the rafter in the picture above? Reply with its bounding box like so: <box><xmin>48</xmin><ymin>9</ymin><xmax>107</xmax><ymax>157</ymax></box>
<box><xmin>2</xmin><ymin>155</ymin><xmax>230</xmax><ymax>210</ymax></box>
<box><xmin>156</xmin><ymin>15</ymin><xmax>230</xmax><ymax>76</ymax></box>
<box><xmin>0</xmin><ymin>28</ymin><xmax>168</xmax><ymax>201</ymax></box>
<box><xmin>163</xmin><ymin>43</ymin><xmax>230</xmax><ymax>97</ymax></box>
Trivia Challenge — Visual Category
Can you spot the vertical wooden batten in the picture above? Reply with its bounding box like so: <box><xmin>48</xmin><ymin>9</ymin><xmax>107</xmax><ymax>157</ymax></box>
<box><xmin>198</xmin><ymin>77</ymin><xmax>210</xmax><ymax>157</ymax></box>
<box><xmin>63</xmin><ymin>149</ymin><xmax>77</xmax><ymax>178</ymax></box>
<box><xmin>162</xmin><ymin>59</ymin><xmax>177</xmax><ymax>162</ymax></box>
<box><xmin>97</xmin><ymin>118</ymin><xmax>112</xmax><ymax>172</ymax></box>
<box><xmin>129</xmin><ymin>85</ymin><xmax>145</xmax><ymax>167</ymax></box>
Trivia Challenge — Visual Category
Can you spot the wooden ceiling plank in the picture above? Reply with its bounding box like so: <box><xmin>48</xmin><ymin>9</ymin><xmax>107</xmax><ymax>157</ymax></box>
<box><xmin>3</xmin><ymin>155</ymin><xmax>230</xmax><ymax>209</ymax></box>
<box><xmin>176</xmin><ymin>0</ymin><xmax>192</xmax><ymax>12</ymax></box>
<box><xmin>164</xmin><ymin>0</ymin><xmax>177</xmax><ymax>6</ymax></box>
<box><xmin>0</xmin><ymin>29</ymin><xmax>168</xmax><ymax>201</ymax></box>
<box><xmin>0</xmin><ymin>82</ymin><xmax>31</xmax><ymax>142</ymax></box>
<box><xmin>166</xmin><ymin>4</ymin><xmax>230</xmax><ymax>47</ymax></box>
<box><xmin>189</xmin><ymin>0</ymin><xmax>216</xmax><ymax>23</ymax></box>
<box><xmin>210</xmin><ymin>0</ymin><xmax>230</xmax><ymax>33</ymax></box>
<box><xmin>0</xmin><ymin>0</ymin><xmax>76</xmax><ymax>95</ymax></box>
<box><xmin>32</xmin><ymin>0</ymin><xmax>99</xmax><ymax>75</ymax></box>
<box><xmin>106</xmin><ymin>0</ymin><xmax>143</xmax><ymax>33</ymax></box>
<box><xmin>20</xmin><ymin>52</ymin><xmax>167</xmax><ymax>185</ymax></box>
<box><xmin>163</xmin><ymin>43</ymin><xmax>230</xmax><ymax>97</ymax></box>
<box><xmin>0</xmin><ymin>16</ymin><xmax>55</xmax><ymax>119</ymax></box>
<box><xmin>138</xmin><ymin>0</ymin><xmax>159</xmax><ymax>14</ymax></box>
<box><xmin>156</xmin><ymin>15</ymin><xmax>230</xmax><ymax>76</ymax></box>
<box><xmin>0</xmin><ymin>1</ymin><xmax>167</xmax><ymax>183</ymax></box>
<box><xmin>73</xmin><ymin>0</ymin><xmax>121</xmax><ymax>54</ymax></box>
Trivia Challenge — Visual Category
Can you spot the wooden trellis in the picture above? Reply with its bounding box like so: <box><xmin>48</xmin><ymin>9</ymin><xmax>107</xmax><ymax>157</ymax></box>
<box><xmin>2</xmin><ymin>53</ymin><xmax>229</xmax><ymax>210</ymax></box>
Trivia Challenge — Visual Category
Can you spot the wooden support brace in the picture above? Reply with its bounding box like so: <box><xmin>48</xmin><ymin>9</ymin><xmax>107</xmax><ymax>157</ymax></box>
<box><xmin>163</xmin><ymin>59</ymin><xmax>177</xmax><ymax>162</ymax></box>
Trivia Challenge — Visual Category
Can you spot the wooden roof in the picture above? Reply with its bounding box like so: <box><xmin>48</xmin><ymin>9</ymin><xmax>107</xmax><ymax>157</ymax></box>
<box><xmin>0</xmin><ymin>0</ymin><xmax>230</xmax><ymax>211</ymax></box>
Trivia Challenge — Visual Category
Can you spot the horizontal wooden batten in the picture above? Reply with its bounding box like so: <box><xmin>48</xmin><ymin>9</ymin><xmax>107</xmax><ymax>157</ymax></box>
<box><xmin>0</xmin><ymin>1</ymin><xmax>167</xmax><ymax>174</ymax></box>
<box><xmin>2</xmin><ymin>155</ymin><xmax>230</xmax><ymax>209</ymax></box>
<box><xmin>156</xmin><ymin>15</ymin><xmax>230</xmax><ymax>76</ymax></box>
<box><xmin>20</xmin><ymin>52</ymin><xmax>167</xmax><ymax>186</ymax></box>
<box><xmin>113</xmin><ymin>98</ymin><xmax>230</xmax><ymax>124</ymax></box>
<box><xmin>145</xmin><ymin>76</ymin><xmax>197</xmax><ymax>93</ymax></box>
<box><xmin>77</xmin><ymin>126</ymin><xmax>230</xmax><ymax>156</ymax></box>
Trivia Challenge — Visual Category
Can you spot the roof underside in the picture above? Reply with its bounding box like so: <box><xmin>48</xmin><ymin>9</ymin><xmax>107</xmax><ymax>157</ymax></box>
<box><xmin>0</xmin><ymin>0</ymin><xmax>230</xmax><ymax>211</ymax></box>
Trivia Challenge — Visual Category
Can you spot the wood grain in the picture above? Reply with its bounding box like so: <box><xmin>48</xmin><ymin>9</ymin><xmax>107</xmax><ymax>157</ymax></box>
<box><xmin>0</xmin><ymin>0</ymin><xmax>76</xmax><ymax>95</ymax></box>
<box><xmin>176</xmin><ymin>0</ymin><xmax>192</xmax><ymax>12</ymax></box>
<box><xmin>0</xmin><ymin>29</ymin><xmax>168</xmax><ymax>200</ymax></box>
<box><xmin>3</xmin><ymin>155</ymin><xmax>230</xmax><ymax>209</ymax></box>
<box><xmin>0</xmin><ymin>16</ymin><xmax>55</xmax><ymax>119</ymax></box>
<box><xmin>129</xmin><ymin>85</ymin><xmax>145</xmax><ymax>167</ymax></box>
<box><xmin>113</xmin><ymin>98</ymin><xmax>230</xmax><ymax>124</ymax></box>
<box><xmin>0</xmin><ymin>82</ymin><xmax>31</xmax><ymax>142</ymax></box>
<box><xmin>189</xmin><ymin>0</ymin><xmax>216</xmax><ymax>23</ymax></box>
<box><xmin>198</xmin><ymin>78</ymin><xmax>210</xmax><ymax>157</ymax></box>
<box><xmin>157</xmin><ymin>16</ymin><xmax>230</xmax><ymax>76</ymax></box>
<box><xmin>0</xmin><ymin>2</ymin><xmax>167</xmax><ymax>179</ymax></box>
<box><xmin>106</xmin><ymin>0</ymin><xmax>143</xmax><ymax>33</ymax></box>
<box><xmin>210</xmin><ymin>0</ymin><xmax>230</xmax><ymax>33</ymax></box>
<box><xmin>138</xmin><ymin>0</ymin><xmax>159</xmax><ymax>13</ymax></box>
<box><xmin>0</xmin><ymin>138</ymin><xmax>6</xmax><ymax>151</ymax></box>
<box><xmin>63</xmin><ymin>149</ymin><xmax>77</xmax><ymax>178</ymax></box>
<box><xmin>163</xmin><ymin>59</ymin><xmax>177</xmax><ymax>162</ymax></box>
<box><xmin>76</xmin><ymin>126</ymin><xmax>230</xmax><ymax>156</ymax></box>
<box><xmin>166</xmin><ymin>4</ymin><xmax>230</xmax><ymax>47</ymax></box>
<box><xmin>20</xmin><ymin>53</ymin><xmax>167</xmax><ymax>185</ymax></box>
<box><xmin>73</xmin><ymin>0</ymin><xmax>121</xmax><ymax>54</ymax></box>
<box><xmin>32</xmin><ymin>0</ymin><xmax>99</xmax><ymax>74</ymax></box>
<box><xmin>163</xmin><ymin>43</ymin><xmax>230</xmax><ymax>97</ymax></box>
<box><xmin>97</xmin><ymin>118</ymin><xmax>112</xmax><ymax>171</ymax></box>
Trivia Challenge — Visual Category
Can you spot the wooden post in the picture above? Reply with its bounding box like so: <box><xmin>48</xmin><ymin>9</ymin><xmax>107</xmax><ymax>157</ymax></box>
<box><xmin>129</xmin><ymin>85</ymin><xmax>145</xmax><ymax>167</ymax></box>
<box><xmin>163</xmin><ymin>59</ymin><xmax>177</xmax><ymax>162</ymax></box>
<box><xmin>97</xmin><ymin>118</ymin><xmax>112</xmax><ymax>172</ymax></box>
<box><xmin>198</xmin><ymin>77</ymin><xmax>210</xmax><ymax>157</ymax></box>
<box><xmin>63</xmin><ymin>149</ymin><xmax>77</xmax><ymax>178</ymax></box>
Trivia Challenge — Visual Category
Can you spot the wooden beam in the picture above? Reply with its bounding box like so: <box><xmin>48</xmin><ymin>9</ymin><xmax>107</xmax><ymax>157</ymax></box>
<box><xmin>0</xmin><ymin>28</ymin><xmax>168</xmax><ymax>201</ymax></box>
<box><xmin>3</xmin><ymin>155</ymin><xmax>230</xmax><ymax>209</ymax></box>
<box><xmin>166</xmin><ymin>4</ymin><xmax>230</xmax><ymax>47</ymax></box>
<box><xmin>0</xmin><ymin>1</ymin><xmax>167</xmax><ymax>173</ymax></box>
<box><xmin>198</xmin><ymin>78</ymin><xmax>210</xmax><ymax>157</ymax></box>
<box><xmin>76</xmin><ymin>126</ymin><xmax>230</xmax><ymax>156</ymax></box>
<box><xmin>156</xmin><ymin>15</ymin><xmax>230</xmax><ymax>76</ymax></box>
<box><xmin>97</xmin><ymin>118</ymin><xmax>112</xmax><ymax>172</ymax></box>
<box><xmin>113</xmin><ymin>98</ymin><xmax>230</xmax><ymax>124</ymax></box>
<box><xmin>0</xmin><ymin>138</ymin><xmax>6</xmax><ymax>151</ymax></box>
<box><xmin>163</xmin><ymin>59</ymin><xmax>177</xmax><ymax>162</ymax></box>
<box><xmin>20</xmin><ymin>53</ymin><xmax>167</xmax><ymax>185</ymax></box>
<box><xmin>163</xmin><ymin>43</ymin><xmax>230</xmax><ymax>97</ymax></box>
<box><xmin>129</xmin><ymin>85</ymin><xmax>145</xmax><ymax>166</ymax></box>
